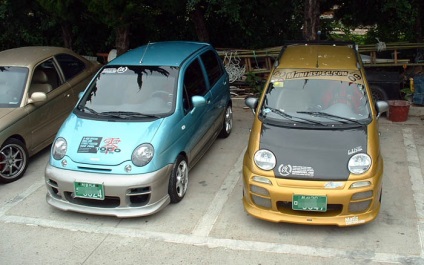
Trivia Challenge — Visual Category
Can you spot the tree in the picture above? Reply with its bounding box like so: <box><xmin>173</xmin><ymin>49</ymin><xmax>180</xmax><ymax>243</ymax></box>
<box><xmin>85</xmin><ymin>0</ymin><xmax>163</xmax><ymax>56</ymax></box>
<box><xmin>303</xmin><ymin>0</ymin><xmax>320</xmax><ymax>40</ymax></box>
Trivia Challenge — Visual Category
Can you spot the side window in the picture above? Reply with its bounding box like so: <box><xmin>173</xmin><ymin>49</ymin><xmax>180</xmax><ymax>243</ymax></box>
<box><xmin>55</xmin><ymin>53</ymin><xmax>86</xmax><ymax>81</ymax></box>
<box><xmin>184</xmin><ymin>59</ymin><xmax>207</xmax><ymax>98</ymax></box>
<box><xmin>29</xmin><ymin>60</ymin><xmax>59</xmax><ymax>96</ymax></box>
<box><xmin>200</xmin><ymin>50</ymin><xmax>224</xmax><ymax>88</ymax></box>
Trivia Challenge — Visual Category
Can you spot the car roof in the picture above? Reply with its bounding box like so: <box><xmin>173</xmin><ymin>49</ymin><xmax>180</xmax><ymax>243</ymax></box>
<box><xmin>109</xmin><ymin>41</ymin><xmax>211</xmax><ymax>67</ymax></box>
<box><xmin>278</xmin><ymin>44</ymin><xmax>360</xmax><ymax>70</ymax></box>
<box><xmin>0</xmin><ymin>46</ymin><xmax>78</xmax><ymax>68</ymax></box>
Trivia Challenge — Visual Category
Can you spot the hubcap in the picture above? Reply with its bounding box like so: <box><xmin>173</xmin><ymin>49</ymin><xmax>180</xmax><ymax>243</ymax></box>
<box><xmin>0</xmin><ymin>144</ymin><xmax>26</xmax><ymax>179</ymax></box>
<box><xmin>175</xmin><ymin>160</ymin><xmax>188</xmax><ymax>197</ymax></box>
<box><xmin>224</xmin><ymin>107</ymin><xmax>233</xmax><ymax>133</ymax></box>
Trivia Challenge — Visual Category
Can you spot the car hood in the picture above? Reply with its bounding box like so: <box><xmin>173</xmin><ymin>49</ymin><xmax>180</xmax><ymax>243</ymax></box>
<box><xmin>259</xmin><ymin>123</ymin><xmax>367</xmax><ymax>181</ymax></box>
<box><xmin>61</xmin><ymin>114</ymin><xmax>164</xmax><ymax>166</ymax></box>
<box><xmin>0</xmin><ymin>108</ymin><xmax>16</xmax><ymax>119</ymax></box>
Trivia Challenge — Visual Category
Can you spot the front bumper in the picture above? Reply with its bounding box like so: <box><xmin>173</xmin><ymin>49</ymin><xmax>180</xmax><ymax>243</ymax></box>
<box><xmin>242</xmin><ymin>162</ymin><xmax>383</xmax><ymax>227</ymax></box>
<box><xmin>45</xmin><ymin>163</ymin><xmax>173</xmax><ymax>218</ymax></box>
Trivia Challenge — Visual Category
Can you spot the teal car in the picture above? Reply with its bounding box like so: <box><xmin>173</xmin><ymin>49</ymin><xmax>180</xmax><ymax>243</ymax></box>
<box><xmin>45</xmin><ymin>41</ymin><xmax>233</xmax><ymax>217</ymax></box>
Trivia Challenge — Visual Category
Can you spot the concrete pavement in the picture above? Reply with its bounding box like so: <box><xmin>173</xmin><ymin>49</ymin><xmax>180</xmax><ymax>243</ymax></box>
<box><xmin>1</xmin><ymin>100</ymin><xmax>424</xmax><ymax>265</ymax></box>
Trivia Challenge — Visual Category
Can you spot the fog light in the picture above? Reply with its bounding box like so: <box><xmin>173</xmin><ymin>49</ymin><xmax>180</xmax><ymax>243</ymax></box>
<box><xmin>352</xmin><ymin>190</ymin><xmax>373</xmax><ymax>200</ymax></box>
<box><xmin>250</xmin><ymin>185</ymin><xmax>270</xmax><ymax>196</ymax></box>
<box><xmin>252</xmin><ymin>194</ymin><xmax>272</xmax><ymax>209</ymax></box>
<box><xmin>61</xmin><ymin>159</ymin><xmax>67</xmax><ymax>167</ymax></box>
<box><xmin>350</xmin><ymin>181</ymin><xmax>371</xmax><ymax>189</ymax></box>
<box><xmin>349</xmin><ymin>200</ymin><xmax>371</xmax><ymax>213</ymax></box>
<box><xmin>252</xmin><ymin>176</ymin><xmax>272</xmax><ymax>185</ymax></box>
<box><xmin>125</xmin><ymin>164</ymin><xmax>132</xmax><ymax>172</ymax></box>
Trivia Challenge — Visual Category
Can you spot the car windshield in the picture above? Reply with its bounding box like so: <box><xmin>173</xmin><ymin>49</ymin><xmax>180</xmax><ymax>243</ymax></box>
<box><xmin>260</xmin><ymin>78</ymin><xmax>371</xmax><ymax>125</ymax></box>
<box><xmin>78</xmin><ymin>65</ymin><xmax>178</xmax><ymax>118</ymax></box>
<box><xmin>0</xmin><ymin>66</ymin><xmax>28</xmax><ymax>108</ymax></box>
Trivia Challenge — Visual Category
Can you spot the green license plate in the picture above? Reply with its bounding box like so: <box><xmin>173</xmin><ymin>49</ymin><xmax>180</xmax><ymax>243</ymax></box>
<box><xmin>74</xmin><ymin>182</ymin><xmax>105</xmax><ymax>200</ymax></box>
<box><xmin>292</xmin><ymin>194</ymin><xmax>327</xmax><ymax>212</ymax></box>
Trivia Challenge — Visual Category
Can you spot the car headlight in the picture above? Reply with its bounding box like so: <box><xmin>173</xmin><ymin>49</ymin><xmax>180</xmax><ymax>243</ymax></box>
<box><xmin>132</xmin><ymin>143</ymin><xmax>154</xmax><ymax>166</ymax></box>
<box><xmin>52</xmin><ymin>137</ymin><xmax>67</xmax><ymax>160</ymax></box>
<box><xmin>348</xmin><ymin>153</ymin><xmax>371</xmax><ymax>174</ymax></box>
<box><xmin>254</xmin><ymin>149</ymin><xmax>276</xmax><ymax>170</ymax></box>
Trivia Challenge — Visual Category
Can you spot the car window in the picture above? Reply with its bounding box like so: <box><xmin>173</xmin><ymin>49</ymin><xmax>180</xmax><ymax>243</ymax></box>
<box><xmin>55</xmin><ymin>53</ymin><xmax>86</xmax><ymax>81</ymax></box>
<box><xmin>184</xmin><ymin>59</ymin><xmax>207</xmax><ymax>98</ymax></box>
<box><xmin>200</xmin><ymin>50</ymin><xmax>223</xmax><ymax>88</ymax></box>
<box><xmin>36</xmin><ymin>59</ymin><xmax>61</xmax><ymax>89</ymax></box>
<box><xmin>0</xmin><ymin>66</ymin><xmax>28</xmax><ymax>108</ymax></box>
<box><xmin>262</xmin><ymin>78</ymin><xmax>370</xmax><ymax>121</ymax></box>
<box><xmin>79</xmin><ymin>66</ymin><xmax>178</xmax><ymax>117</ymax></box>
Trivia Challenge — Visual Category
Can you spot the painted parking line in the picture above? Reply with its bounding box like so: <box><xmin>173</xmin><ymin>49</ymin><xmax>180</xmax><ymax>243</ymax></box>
<box><xmin>191</xmin><ymin>147</ymin><xmax>245</xmax><ymax>237</ymax></box>
<box><xmin>0</xmin><ymin>132</ymin><xmax>423</xmax><ymax>263</ymax></box>
<box><xmin>403</xmin><ymin>128</ymin><xmax>424</xmax><ymax>256</ymax></box>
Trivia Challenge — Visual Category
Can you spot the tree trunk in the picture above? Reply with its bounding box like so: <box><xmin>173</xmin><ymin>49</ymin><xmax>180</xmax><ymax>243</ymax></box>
<box><xmin>302</xmin><ymin>0</ymin><xmax>320</xmax><ymax>41</ymax></box>
<box><xmin>189</xmin><ymin>7</ymin><xmax>210</xmax><ymax>43</ymax></box>
<box><xmin>414</xmin><ymin>0</ymin><xmax>423</xmax><ymax>42</ymax></box>
<box><xmin>61</xmin><ymin>23</ymin><xmax>73</xmax><ymax>50</ymax></box>
<box><xmin>115</xmin><ymin>25</ymin><xmax>130</xmax><ymax>56</ymax></box>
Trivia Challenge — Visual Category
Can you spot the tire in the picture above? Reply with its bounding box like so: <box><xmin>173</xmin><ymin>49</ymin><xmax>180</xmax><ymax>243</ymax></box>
<box><xmin>168</xmin><ymin>155</ymin><xmax>189</xmax><ymax>203</ymax></box>
<box><xmin>218</xmin><ymin>105</ymin><xmax>233</xmax><ymax>138</ymax></box>
<box><xmin>370</xmin><ymin>85</ymin><xmax>388</xmax><ymax>102</ymax></box>
<box><xmin>0</xmin><ymin>139</ymin><xmax>29</xmax><ymax>183</ymax></box>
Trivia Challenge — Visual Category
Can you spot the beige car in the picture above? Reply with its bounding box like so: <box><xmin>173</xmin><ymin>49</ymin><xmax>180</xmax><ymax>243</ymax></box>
<box><xmin>0</xmin><ymin>46</ymin><xmax>101</xmax><ymax>183</ymax></box>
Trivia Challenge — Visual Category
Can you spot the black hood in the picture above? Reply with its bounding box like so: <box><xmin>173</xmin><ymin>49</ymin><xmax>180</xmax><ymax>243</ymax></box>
<box><xmin>260</xmin><ymin>124</ymin><xmax>367</xmax><ymax>181</ymax></box>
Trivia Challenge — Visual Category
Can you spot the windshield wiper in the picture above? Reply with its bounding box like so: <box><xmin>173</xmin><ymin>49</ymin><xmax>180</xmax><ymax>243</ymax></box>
<box><xmin>78</xmin><ymin>105</ymin><xmax>100</xmax><ymax>115</ymax></box>
<box><xmin>264</xmin><ymin>107</ymin><xmax>326</xmax><ymax>125</ymax></box>
<box><xmin>297</xmin><ymin>111</ymin><xmax>363</xmax><ymax>124</ymax></box>
<box><xmin>100</xmin><ymin>111</ymin><xmax>161</xmax><ymax>119</ymax></box>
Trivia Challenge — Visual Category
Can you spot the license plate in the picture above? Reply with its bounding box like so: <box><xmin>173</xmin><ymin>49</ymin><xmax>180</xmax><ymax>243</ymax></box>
<box><xmin>74</xmin><ymin>181</ymin><xmax>105</xmax><ymax>200</ymax></box>
<box><xmin>292</xmin><ymin>194</ymin><xmax>327</xmax><ymax>212</ymax></box>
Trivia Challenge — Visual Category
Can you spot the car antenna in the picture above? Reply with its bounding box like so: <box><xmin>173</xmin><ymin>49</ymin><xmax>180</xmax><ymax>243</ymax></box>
<box><xmin>140</xmin><ymin>41</ymin><xmax>151</xmax><ymax>64</ymax></box>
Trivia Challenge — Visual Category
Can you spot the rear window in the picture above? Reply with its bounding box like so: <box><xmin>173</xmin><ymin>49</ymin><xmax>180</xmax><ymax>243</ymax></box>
<box><xmin>55</xmin><ymin>53</ymin><xmax>86</xmax><ymax>81</ymax></box>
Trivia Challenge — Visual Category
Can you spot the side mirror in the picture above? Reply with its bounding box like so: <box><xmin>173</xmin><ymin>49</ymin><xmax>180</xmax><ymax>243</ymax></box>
<box><xmin>192</xmin><ymin>95</ymin><xmax>206</xmax><ymax>109</ymax></box>
<box><xmin>28</xmin><ymin>92</ymin><xmax>47</xmax><ymax>104</ymax></box>
<box><xmin>245</xmin><ymin>96</ymin><xmax>258</xmax><ymax>114</ymax></box>
<box><xmin>375</xmin><ymin>101</ymin><xmax>389</xmax><ymax>119</ymax></box>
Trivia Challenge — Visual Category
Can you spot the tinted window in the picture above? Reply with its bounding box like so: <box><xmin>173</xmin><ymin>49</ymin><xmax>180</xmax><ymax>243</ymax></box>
<box><xmin>184</xmin><ymin>59</ymin><xmax>207</xmax><ymax>98</ymax></box>
<box><xmin>55</xmin><ymin>53</ymin><xmax>86</xmax><ymax>81</ymax></box>
<box><xmin>200</xmin><ymin>50</ymin><xmax>223</xmax><ymax>88</ymax></box>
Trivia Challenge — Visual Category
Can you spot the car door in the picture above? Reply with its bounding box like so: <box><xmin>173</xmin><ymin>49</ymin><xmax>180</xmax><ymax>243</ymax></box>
<box><xmin>199</xmin><ymin>49</ymin><xmax>228</xmax><ymax>137</ymax></box>
<box><xmin>25</xmin><ymin>58</ymin><xmax>74</xmax><ymax>154</ymax></box>
<box><xmin>181</xmin><ymin>57</ymin><xmax>212</xmax><ymax>162</ymax></box>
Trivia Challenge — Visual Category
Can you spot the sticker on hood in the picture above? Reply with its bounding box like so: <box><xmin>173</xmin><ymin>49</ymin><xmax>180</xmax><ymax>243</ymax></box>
<box><xmin>278</xmin><ymin>164</ymin><xmax>315</xmax><ymax>177</ymax></box>
<box><xmin>78</xmin><ymin>137</ymin><xmax>122</xmax><ymax>154</ymax></box>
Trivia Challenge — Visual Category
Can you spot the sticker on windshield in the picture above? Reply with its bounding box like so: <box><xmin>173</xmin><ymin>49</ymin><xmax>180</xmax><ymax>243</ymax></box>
<box><xmin>102</xmin><ymin>66</ymin><xmax>128</xmax><ymax>74</ymax></box>
<box><xmin>278</xmin><ymin>164</ymin><xmax>314</xmax><ymax>177</ymax></box>
<box><xmin>271</xmin><ymin>69</ymin><xmax>363</xmax><ymax>82</ymax></box>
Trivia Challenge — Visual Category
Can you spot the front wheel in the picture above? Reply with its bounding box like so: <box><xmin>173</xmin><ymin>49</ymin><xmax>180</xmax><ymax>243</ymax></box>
<box><xmin>168</xmin><ymin>155</ymin><xmax>189</xmax><ymax>203</ymax></box>
<box><xmin>0</xmin><ymin>139</ymin><xmax>29</xmax><ymax>183</ymax></box>
<box><xmin>219</xmin><ymin>105</ymin><xmax>233</xmax><ymax>138</ymax></box>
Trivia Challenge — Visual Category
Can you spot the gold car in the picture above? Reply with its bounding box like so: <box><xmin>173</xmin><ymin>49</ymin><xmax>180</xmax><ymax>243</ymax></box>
<box><xmin>0</xmin><ymin>47</ymin><xmax>101</xmax><ymax>183</ymax></box>
<box><xmin>243</xmin><ymin>42</ymin><xmax>389</xmax><ymax>226</ymax></box>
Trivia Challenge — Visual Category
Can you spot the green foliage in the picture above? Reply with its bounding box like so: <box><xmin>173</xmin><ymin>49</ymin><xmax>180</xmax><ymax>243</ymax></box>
<box><xmin>245</xmin><ymin>72</ymin><xmax>264</xmax><ymax>95</ymax></box>
<box><xmin>0</xmin><ymin>0</ymin><xmax>423</xmax><ymax>54</ymax></box>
